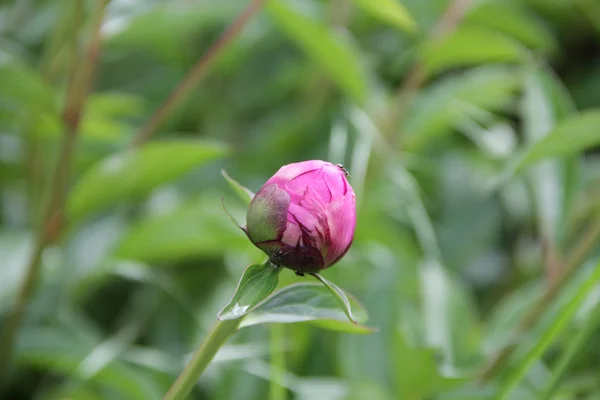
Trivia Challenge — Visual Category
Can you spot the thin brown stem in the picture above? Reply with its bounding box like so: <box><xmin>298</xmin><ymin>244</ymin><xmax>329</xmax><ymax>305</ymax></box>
<box><xmin>542</xmin><ymin>236</ymin><xmax>562</xmax><ymax>285</ymax></box>
<box><xmin>387</xmin><ymin>0</ymin><xmax>473</xmax><ymax>140</ymax></box>
<box><xmin>478</xmin><ymin>218</ymin><xmax>600</xmax><ymax>382</ymax></box>
<box><xmin>0</xmin><ymin>0</ymin><xmax>108</xmax><ymax>382</ymax></box>
<box><xmin>130</xmin><ymin>0</ymin><xmax>266</xmax><ymax>147</ymax></box>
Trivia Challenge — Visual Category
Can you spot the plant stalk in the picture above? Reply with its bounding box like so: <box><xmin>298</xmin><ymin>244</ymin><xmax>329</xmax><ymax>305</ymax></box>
<box><xmin>164</xmin><ymin>318</ymin><xmax>243</xmax><ymax>400</ymax></box>
<box><xmin>269</xmin><ymin>324</ymin><xmax>286</xmax><ymax>400</ymax></box>
<box><xmin>130</xmin><ymin>0</ymin><xmax>265</xmax><ymax>147</ymax></box>
<box><xmin>478</xmin><ymin>217</ymin><xmax>600</xmax><ymax>382</ymax></box>
<box><xmin>0</xmin><ymin>0</ymin><xmax>108</xmax><ymax>382</ymax></box>
<box><xmin>386</xmin><ymin>0</ymin><xmax>473</xmax><ymax>142</ymax></box>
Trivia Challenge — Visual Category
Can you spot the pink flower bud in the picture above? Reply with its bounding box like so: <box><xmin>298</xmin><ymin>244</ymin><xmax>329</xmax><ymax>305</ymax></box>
<box><xmin>246</xmin><ymin>160</ymin><xmax>356</xmax><ymax>274</ymax></box>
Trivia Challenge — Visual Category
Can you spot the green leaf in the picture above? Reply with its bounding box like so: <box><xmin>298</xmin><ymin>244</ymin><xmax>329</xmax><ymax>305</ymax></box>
<box><xmin>402</xmin><ymin>66</ymin><xmax>521</xmax><ymax>151</ymax></box>
<box><xmin>419</xmin><ymin>260</ymin><xmax>482</xmax><ymax>369</ymax></box>
<box><xmin>310</xmin><ymin>272</ymin><xmax>356</xmax><ymax>323</ymax></box>
<box><xmin>16</xmin><ymin>326</ymin><xmax>163</xmax><ymax>399</ymax></box>
<box><xmin>221</xmin><ymin>198</ymin><xmax>246</xmax><ymax>230</ymax></box>
<box><xmin>240</xmin><ymin>283</ymin><xmax>374</xmax><ymax>334</ymax></box>
<box><xmin>116</xmin><ymin>194</ymin><xmax>251</xmax><ymax>262</ymax></box>
<box><xmin>0</xmin><ymin>63</ymin><xmax>58</xmax><ymax>116</ymax></box>
<box><xmin>521</xmin><ymin>65</ymin><xmax>578</xmax><ymax>246</ymax></box>
<box><xmin>518</xmin><ymin>110</ymin><xmax>600</xmax><ymax>168</ymax></box>
<box><xmin>351</xmin><ymin>0</ymin><xmax>417</xmax><ymax>32</ymax></box>
<box><xmin>498</xmin><ymin>261</ymin><xmax>600</xmax><ymax>399</ymax></box>
<box><xmin>466</xmin><ymin>2</ymin><xmax>555</xmax><ymax>52</ymax></box>
<box><xmin>106</xmin><ymin>4</ymin><xmax>238</xmax><ymax>62</ymax></box>
<box><xmin>67</xmin><ymin>140</ymin><xmax>228</xmax><ymax>220</ymax></box>
<box><xmin>485</xmin><ymin>281</ymin><xmax>543</xmax><ymax>351</ymax></box>
<box><xmin>421</xmin><ymin>26</ymin><xmax>525</xmax><ymax>77</ymax></box>
<box><xmin>542</xmin><ymin>304</ymin><xmax>600</xmax><ymax>398</ymax></box>
<box><xmin>267</xmin><ymin>0</ymin><xmax>367</xmax><ymax>103</ymax></box>
<box><xmin>221</xmin><ymin>169</ymin><xmax>255</xmax><ymax>204</ymax></box>
<box><xmin>395</xmin><ymin>329</ymin><xmax>463</xmax><ymax>399</ymax></box>
<box><xmin>80</xmin><ymin>93</ymin><xmax>146</xmax><ymax>141</ymax></box>
<box><xmin>0</xmin><ymin>231</ymin><xmax>33</xmax><ymax>311</ymax></box>
<box><xmin>218</xmin><ymin>262</ymin><xmax>282</xmax><ymax>320</ymax></box>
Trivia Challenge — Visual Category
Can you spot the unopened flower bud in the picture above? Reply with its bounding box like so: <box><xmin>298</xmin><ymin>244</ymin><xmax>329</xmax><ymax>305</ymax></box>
<box><xmin>246</xmin><ymin>160</ymin><xmax>356</xmax><ymax>274</ymax></box>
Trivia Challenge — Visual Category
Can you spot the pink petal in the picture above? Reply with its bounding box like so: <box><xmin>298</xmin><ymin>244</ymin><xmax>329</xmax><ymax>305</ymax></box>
<box><xmin>281</xmin><ymin>220</ymin><xmax>303</xmax><ymax>247</ymax></box>
<box><xmin>323</xmin><ymin>165</ymin><xmax>347</xmax><ymax>196</ymax></box>
<box><xmin>323</xmin><ymin>191</ymin><xmax>356</xmax><ymax>266</ymax></box>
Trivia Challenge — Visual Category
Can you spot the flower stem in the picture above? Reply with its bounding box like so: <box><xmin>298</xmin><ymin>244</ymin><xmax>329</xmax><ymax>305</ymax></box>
<box><xmin>269</xmin><ymin>324</ymin><xmax>286</xmax><ymax>400</ymax></box>
<box><xmin>164</xmin><ymin>317</ymin><xmax>243</xmax><ymax>400</ymax></box>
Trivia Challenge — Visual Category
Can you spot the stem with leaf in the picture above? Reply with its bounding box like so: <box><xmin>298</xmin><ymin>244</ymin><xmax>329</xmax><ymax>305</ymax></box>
<box><xmin>165</xmin><ymin>260</ymin><xmax>281</xmax><ymax>399</ymax></box>
<box><xmin>0</xmin><ymin>0</ymin><xmax>108</xmax><ymax>382</ymax></box>
<box><xmin>164</xmin><ymin>318</ymin><xmax>243</xmax><ymax>400</ymax></box>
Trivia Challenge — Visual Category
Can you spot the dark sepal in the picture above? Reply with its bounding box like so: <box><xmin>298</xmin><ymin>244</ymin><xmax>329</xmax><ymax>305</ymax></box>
<box><xmin>255</xmin><ymin>240</ymin><xmax>325</xmax><ymax>274</ymax></box>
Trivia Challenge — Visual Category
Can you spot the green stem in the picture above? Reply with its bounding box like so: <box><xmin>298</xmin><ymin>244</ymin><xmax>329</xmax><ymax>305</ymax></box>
<box><xmin>269</xmin><ymin>324</ymin><xmax>286</xmax><ymax>400</ymax></box>
<box><xmin>164</xmin><ymin>318</ymin><xmax>243</xmax><ymax>400</ymax></box>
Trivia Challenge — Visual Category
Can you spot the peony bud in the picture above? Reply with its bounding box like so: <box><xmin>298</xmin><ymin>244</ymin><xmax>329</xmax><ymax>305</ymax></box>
<box><xmin>246</xmin><ymin>160</ymin><xmax>356</xmax><ymax>274</ymax></box>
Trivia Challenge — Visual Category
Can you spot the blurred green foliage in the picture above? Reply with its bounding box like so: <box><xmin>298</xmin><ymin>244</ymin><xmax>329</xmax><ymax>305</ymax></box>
<box><xmin>1</xmin><ymin>0</ymin><xmax>600</xmax><ymax>399</ymax></box>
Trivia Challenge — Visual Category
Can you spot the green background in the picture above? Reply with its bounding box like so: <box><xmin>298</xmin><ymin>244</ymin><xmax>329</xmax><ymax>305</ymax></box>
<box><xmin>1</xmin><ymin>0</ymin><xmax>600</xmax><ymax>398</ymax></box>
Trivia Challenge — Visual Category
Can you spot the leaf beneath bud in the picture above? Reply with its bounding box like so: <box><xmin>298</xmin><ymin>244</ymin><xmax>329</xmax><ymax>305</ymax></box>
<box><xmin>240</xmin><ymin>283</ymin><xmax>375</xmax><ymax>334</ymax></box>
<box><xmin>310</xmin><ymin>273</ymin><xmax>356</xmax><ymax>324</ymax></box>
<box><xmin>218</xmin><ymin>262</ymin><xmax>282</xmax><ymax>320</ymax></box>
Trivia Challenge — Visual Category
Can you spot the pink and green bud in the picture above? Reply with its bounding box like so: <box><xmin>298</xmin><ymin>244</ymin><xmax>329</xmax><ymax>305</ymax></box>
<box><xmin>246</xmin><ymin>160</ymin><xmax>356</xmax><ymax>274</ymax></box>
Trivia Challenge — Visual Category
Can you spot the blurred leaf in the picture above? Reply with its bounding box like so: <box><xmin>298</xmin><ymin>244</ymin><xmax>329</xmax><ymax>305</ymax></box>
<box><xmin>267</xmin><ymin>0</ymin><xmax>367</xmax><ymax>103</ymax></box>
<box><xmin>116</xmin><ymin>194</ymin><xmax>251</xmax><ymax>262</ymax></box>
<box><xmin>421</xmin><ymin>26</ymin><xmax>525</xmax><ymax>76</ymax></box>
<box><xmin>542</xmin><ymin>304</ymin><xmax>600</xmax><ymax>398</ymax></box>
<box><xmin>221</xmin><ymin>169</ymin><xmax>255</xmax><ymax>204</ymax></box>
<box><xmin>521</xmin><ymin>65</ymin><xmax>578</xmax><ymax>246</ymax></box>
<box><xmin>498</xmin><ymin>261</ymin><xmax>600</xmax><ymax>399</ymax></box>
<box><xmin>351</xmin><ymin>0</ymin><xmax>417</xmax><ymax>32</ymax></box>
<box><xmin>0</xmin><ymin>231</ymin><xmax>32</xmax><ymax>311</ymax></box>
<box><xmin>16</xmin><ymin>326</ymin><xmax>163</xmax><ymax>399</ymax></box>
<box><xmin>80</xmin><ymin>93</ymin><xmax>146</xmax><ymax>141</ymax></box>
<box><xmin>338</xmin><ymin>254</ymin><xmax>404</xmax><ymax>388</ymax></box>
<box><xmin>343</xmin><ymin>382</ymin><xmax>394</xmax><ymax>400</ymax></box>
<box><xmin>402</xmin><ymin>66</ymin><xmax>521</xmax><ymax>151</ymax></box>
<box><xmin>518</xmin><ymin>110</ymin><xmax>600</xmax><ymax>168</ymax></box>
<box><xmin>466</xmin><ymin>2</ymin><xmax>555</xmax><ymax>52</ymax></box>
<box><xmin>574</xmin><ymin>0</ymin><xmax>600</xmax><ymax>35</ymax></box>
<box><xmin>240</xmin><ymin>283</ymin><xmax>374</xmax><ymax>334</ymax></box>
<box><xmin>419</xmin><ymin>260</ymin><xmax>482</xmax><ymax>370</ymax></box>
<box><xmin>395</xmin><ymin>329</ymin><xmax>462</xmax><ymax>399</ymax></box>
<box><xmin>0</xmin><ymin>62</ymin><xmax>57</xmax><ymax>117</ymax></box>
<box><xmin>67</xmin><ymin>140</ymin><xmax>228</xmax><ymax>220</ymax></box>
<box><xmin>105</xmin><ymin>4</ymin><xmax>238</xmax><ymax>62</ymax></box>
<box><xmin>485</xmin><ymin>281</ymin><xmax>543</xmax><ymax>351</ymax></box>
<box><xmin>218</xmin><ymin>262</ymin><xmax>281</xmax><ymax>320</ymax></box>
